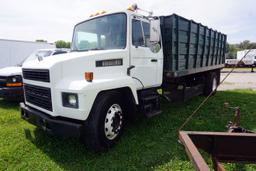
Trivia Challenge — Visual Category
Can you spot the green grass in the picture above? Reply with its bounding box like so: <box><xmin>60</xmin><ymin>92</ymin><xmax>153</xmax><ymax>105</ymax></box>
<box><xmin>1</xmin><ymin>90</ymin><xmax>256</xmax><ymax>170</ymax></box>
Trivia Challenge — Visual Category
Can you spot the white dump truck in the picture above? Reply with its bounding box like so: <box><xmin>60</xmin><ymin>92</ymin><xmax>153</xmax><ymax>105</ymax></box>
<box><xmin>20</xmin><ymin>5</ymin><xmax>226</xmax><ymax>151</ymax></box>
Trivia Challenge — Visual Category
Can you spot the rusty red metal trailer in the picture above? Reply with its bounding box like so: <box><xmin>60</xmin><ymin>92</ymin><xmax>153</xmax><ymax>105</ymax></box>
<box><xmin>179</xmin><ymin>107</ymin><xmax>256</xmax><ymax>171</ymax></box>
<box><xmin>179</xmin><ymin>131</ymin><xmax>256</xmax><ymax>171</ymax></box>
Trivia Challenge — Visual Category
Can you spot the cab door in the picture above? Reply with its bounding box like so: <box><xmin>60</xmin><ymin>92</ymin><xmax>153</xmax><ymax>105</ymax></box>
<box><xmin>130</xmin><ymin>17</ymin><xmax>162</xmax><ymax>89</ymax></box>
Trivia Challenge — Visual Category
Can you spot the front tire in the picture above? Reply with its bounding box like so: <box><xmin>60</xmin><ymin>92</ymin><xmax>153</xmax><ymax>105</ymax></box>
<box><xmin>83</xmin><ymin>92</ymin><xmax>125</xmax><ymax>151</ymax></box>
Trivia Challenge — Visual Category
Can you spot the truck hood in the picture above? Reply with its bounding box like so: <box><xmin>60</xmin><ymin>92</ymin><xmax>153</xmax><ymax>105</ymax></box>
<box><xmin>22</xmin><ymin>49</ymin><xmax>128</xmax><ymax>84</ymax></box>
<box><xmin>22</xmin><ymin>50</ymin><xmax>124</xmax><ymax>69</ymax></box>
<box><xmin>0</xmin><ymin>66</ymin><xmax>22</xmax><ymax>76</ymax></box>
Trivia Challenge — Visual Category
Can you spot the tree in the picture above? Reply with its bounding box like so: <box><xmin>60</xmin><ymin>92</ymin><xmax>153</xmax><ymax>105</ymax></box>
<box><xmin>55</xmin><ymin>40</ymin><xmax>71</xmax><ymax>48</ymax></box>
<box><xmin>249</xmin><ymin>42</ymin><xmax>256</xmax><ymax>49</ymax></box>
<box><xmin>66</xmin><ymin>42</ymin><xmax>71</xmax><ymax>48</ymax></box>
<box><xmin>238</xmin><ymin>40</ymin><xmax>251</xmax><ymax>49</ymax></box>
<box><xmin>226</xmin><ymin>44</ymin><xmax>240</xmax><ymax>58</ymax></box>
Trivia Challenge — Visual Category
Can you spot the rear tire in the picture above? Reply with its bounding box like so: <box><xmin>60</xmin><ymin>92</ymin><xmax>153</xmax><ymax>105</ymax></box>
<box><xmin>83</xmin><ymin>91</ymin><xmax>125</xmax><ymax>151</ymax></box>
<box><xmin>203</xmin><ymin>72</ymin><xmax>218</xmax><ymax>96</ymax></box>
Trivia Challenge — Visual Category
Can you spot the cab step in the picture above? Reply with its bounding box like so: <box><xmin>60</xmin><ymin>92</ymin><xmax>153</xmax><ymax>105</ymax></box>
<box><xmin>139</xmin><ymin>89</ymin><xmax>162</xmax><ymax>118</ymax></box>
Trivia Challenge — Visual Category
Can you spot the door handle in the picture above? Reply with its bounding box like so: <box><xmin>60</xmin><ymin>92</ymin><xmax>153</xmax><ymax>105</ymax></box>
<box><xmin>151</xmin><ymin>59</ymin><xmax>158</xmax><ymax>62</ymax></box>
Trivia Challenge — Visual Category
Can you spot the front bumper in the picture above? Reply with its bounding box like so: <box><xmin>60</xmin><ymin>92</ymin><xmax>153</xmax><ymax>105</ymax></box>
<box><xmin>20</xmin><ymin>103</ymin><xmax>83</xmax><ymax>138</ymax></box>
<box><xmin>0</xmin><ymin>86</ymin><xmax>24</xmax><ymax>101</ymax></box>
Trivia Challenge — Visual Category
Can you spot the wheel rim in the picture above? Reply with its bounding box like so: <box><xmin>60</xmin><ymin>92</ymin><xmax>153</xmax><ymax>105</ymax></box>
<box><xmin>104</xmin><ymin>104</ymin><xmax>123</xmax><ymax>140</ymax></box>
<box><xmin>212</xmin><ymin>77</ymin><xmax>217</xmax><ymax>92</ymax></box>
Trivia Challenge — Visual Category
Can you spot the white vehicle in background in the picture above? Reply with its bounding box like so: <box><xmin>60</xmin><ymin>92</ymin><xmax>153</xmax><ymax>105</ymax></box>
<box><xmin>225</xmin><ymin>49</ymin><xmax>256</xmax><ymax>67</ymax></box>
<box><xmin>225</xmin><ymin>58</ymin><xmax>239</xmax><ymax>67</ymax></box>
<box><xmin>0</xmin><ymin>39</ymin><xmax>55</xmax><ymax>69</ymax></box>
<box><xmin>0</xmin><ymin>49</ymin><xmax>69</xmax><ymax>101</ymax></box>
<box><xmin>237</xmin><ymin>49</ymin><xmax>256</xmax><ymax>66</ymax></box>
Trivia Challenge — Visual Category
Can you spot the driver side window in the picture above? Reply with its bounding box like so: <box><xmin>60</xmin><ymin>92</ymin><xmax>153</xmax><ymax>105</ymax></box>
<box><xmin>132</xmin><ymin>19</ymin><xmax>144</xmax><ymax>47</ymax></box>
<box><xmin>132</xmin><ymin>19</ymin><xmax>151</xmax><ymax>48</ymax></box>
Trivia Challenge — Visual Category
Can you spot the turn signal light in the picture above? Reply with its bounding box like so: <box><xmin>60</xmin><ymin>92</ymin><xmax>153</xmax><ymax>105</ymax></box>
<box><xmin>6</xmin><ymin>82</ymin><xmax>23</xmax><ymax>87</ymax></box>
<box><xmin>85</xmin><ymin>72</ymin><xmax>93</xmax><ymax>82</ymax></box>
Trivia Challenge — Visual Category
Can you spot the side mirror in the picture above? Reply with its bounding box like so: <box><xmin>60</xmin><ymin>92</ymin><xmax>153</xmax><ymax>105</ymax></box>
<box><xmin>150</xmin><ymin>19</ymin><xmax>160</xmax><ymax>42</ymax></box>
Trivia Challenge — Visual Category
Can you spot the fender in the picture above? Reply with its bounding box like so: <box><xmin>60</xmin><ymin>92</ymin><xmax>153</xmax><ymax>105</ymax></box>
<box><xmin>81</xmin><ymin>76</ymin><xmax>139</xmax><ymax>104</ymax></box>
<box><xmin>54</xmin><ymin>75</ymin><xmax>139</xmax><ymax>121</ymax></box>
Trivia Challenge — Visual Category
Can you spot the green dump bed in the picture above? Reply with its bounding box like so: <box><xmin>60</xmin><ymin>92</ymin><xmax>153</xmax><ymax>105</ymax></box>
<box><xmin>160</xmin><ymin>14</ymin><xmax>227</xmax><ymax>78</ymax></box>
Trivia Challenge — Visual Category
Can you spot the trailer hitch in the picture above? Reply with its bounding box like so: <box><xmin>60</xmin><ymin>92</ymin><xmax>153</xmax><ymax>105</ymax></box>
<box><xmin>179</xmin><ymin>103</ymin><xmax>256</xmax><ymax>171</ymax></box>
<box><xmin>225</xmin><ymin>102</ymin><xmax>255</xmax><ymax>133</ymax></box>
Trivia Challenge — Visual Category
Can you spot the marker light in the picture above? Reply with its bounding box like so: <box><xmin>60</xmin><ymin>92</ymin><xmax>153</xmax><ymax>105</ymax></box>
<box><xmin>90</xmin><ymin>10</ymin><xmax>107</xmax><ymax>17</ymax></box>
<box><xmin>85</xmin><ymin>72</ymin><xmax>93</xmax><ymax>82</ymax></box>
<box><xmin>95</xmin><ymin>11</ymin><xmax>100</xmax><ymax>16</ymax></box>
<box><xmin>127</xmin><ymin>3</ymin><xmax>138</xmax><ymax>11</ymax></box>
<box><xmin>6</xmin><ymin>83</ymin><xmax>23</xmax><ymax>87</ymax></box>
<box><xmin>100</xmin><ymin>10</ymin><xmax>106</xmax><ymax>14</ymax></box>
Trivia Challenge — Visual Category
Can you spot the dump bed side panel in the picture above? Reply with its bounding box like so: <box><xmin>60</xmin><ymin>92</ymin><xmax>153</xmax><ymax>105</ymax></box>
<box><xmin>160</xmin><ymin>14</ymin><xmax>227</xmax><ymax>78</ymax></box>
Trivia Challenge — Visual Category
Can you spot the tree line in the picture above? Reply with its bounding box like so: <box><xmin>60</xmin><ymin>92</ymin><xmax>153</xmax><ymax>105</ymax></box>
<box><xmin>226</xmin><ymin>40</ymin><xmax>256</xmax><ymax>59</ymax></box>
<box><xmin>36</xmin><ymin>39</ymin><xmax>71</xmax><ymax>49</ymax></box>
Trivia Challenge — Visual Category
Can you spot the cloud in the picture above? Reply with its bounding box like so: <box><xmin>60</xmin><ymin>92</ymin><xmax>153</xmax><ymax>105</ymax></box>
<box><xmin>0</xmin><ymin>0</ymin><xmax>255</xmax><ymax>43</ymax></box>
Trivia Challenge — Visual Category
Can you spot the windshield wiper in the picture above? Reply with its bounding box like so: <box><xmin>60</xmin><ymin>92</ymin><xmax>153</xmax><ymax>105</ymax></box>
<box><xmin>70</xmin><ymin>48</ymin><xmax>104</xmax><ymax>52</ymax></box>
<box><xmin>71</xmin><ymin>49</ymin><xmax>88</xmax><ymax>52</ymax></box>
<box><xmin>88</xmin><ymin>48</ymin><xmax>104</xmax><ymax>51</ymax></box>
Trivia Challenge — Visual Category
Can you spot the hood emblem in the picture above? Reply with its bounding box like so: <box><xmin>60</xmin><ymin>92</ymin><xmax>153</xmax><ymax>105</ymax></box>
<box><xmin>37</xmin><ymin>55</ymin><xmax>43</xmax><ymax>62</ymax></box>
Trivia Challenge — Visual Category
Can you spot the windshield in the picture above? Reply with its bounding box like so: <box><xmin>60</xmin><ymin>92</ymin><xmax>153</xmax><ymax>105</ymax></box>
<box><xmin>72</xmin><ymin>13</ymin><xmax>127</xmax><ymax>51</ymax></box>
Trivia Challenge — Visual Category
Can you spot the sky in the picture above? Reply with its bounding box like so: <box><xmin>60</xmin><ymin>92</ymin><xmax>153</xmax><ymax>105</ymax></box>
<box><xmin>0</xmin><ymin>0</ymin><xmax>255</xmax><ymax>44</ymax></box>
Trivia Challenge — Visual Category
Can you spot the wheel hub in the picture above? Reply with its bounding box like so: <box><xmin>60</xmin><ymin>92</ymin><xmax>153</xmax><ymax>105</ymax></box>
<box><xmin>112</xmin><ymin>112</ymin><xmax>121</xmax><ymax>133</ymax></box>
<box><xmin>212</xmin><ymin>77</ymin><xmax>217</xmax><ymax>91</ymax></box>
<box><xmin>104</xmin><ymin>104</ymin><xmax>123</xmax><ymax>140</ymax></box>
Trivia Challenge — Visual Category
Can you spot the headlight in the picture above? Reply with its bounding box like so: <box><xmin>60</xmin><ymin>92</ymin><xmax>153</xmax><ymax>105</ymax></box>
<box><xmin>12</xmin><ymin>77</ymin><xmax>17</xmax><ymax>82</ymax></box>
<box><xmin>6</xmin><ymin>75</ymin><xmax>23</xmax><ymax>87</ymax></box>
<box><xmin>62</xmin><ymin>93</ymin><xmax>79</xmax><ymax>108</ymax></box>
<box><xmin>68</xmin><ymin>95</ymin><xmax>77</xmax><ymax>105</ymax></box>
<box><xmin>8</xmin><ymin>75</ymin><xmax>22</xmax><ymax>83</ymax></box>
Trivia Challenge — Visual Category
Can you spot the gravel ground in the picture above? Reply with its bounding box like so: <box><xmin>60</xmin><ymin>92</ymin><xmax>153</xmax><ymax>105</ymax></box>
<box><xmin>218</xmin><ymin>72</ymin><xmax>256</xmax><ymax>90</ymax></box>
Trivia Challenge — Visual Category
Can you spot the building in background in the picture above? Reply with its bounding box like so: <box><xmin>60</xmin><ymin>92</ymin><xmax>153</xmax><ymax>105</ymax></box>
<box><xmin>0</xmin><ymin>39</ymin><xmax>55</xmax><ymax>68</ymax></box>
